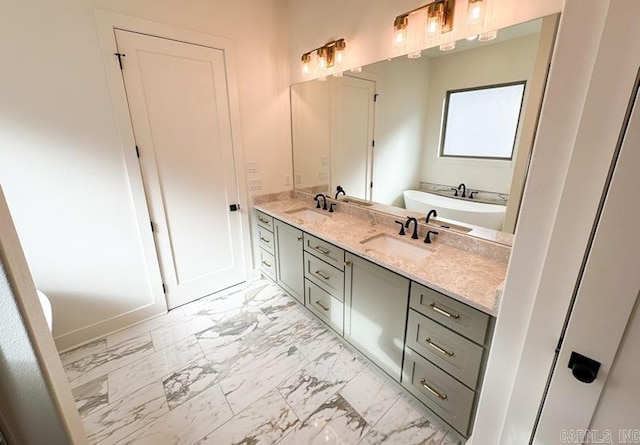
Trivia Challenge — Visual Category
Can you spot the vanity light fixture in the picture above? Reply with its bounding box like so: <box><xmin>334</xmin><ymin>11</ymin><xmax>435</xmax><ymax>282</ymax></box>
<box><xmin>301</xmin><ymin>38</ymin><xmax>347</xmax><ymax>78</ymax></box>
<box><xmin>392</xmin><ymin>0</ymin><xmax>455</xmax><ymax>51</ymax></box>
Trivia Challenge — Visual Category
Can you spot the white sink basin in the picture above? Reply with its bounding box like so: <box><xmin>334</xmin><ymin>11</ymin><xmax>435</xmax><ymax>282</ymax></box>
<box><xmin>285</xmin><ymin>208</ymin><xmax>330</xmax><ymax>223</ymax></box>
<box><xmin>361</xmin><ymin>233</ymin><xmax>433</xmax><ymax>262</ymax></box>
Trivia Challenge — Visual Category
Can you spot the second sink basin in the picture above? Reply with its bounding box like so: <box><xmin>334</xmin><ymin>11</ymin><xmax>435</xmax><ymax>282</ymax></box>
<box><xmin>361</xmin><ymin>233</ymin><xmax>433</xmax><ymax>262</ymax></box>
<box><xmin>285</xmin><ymin>207</ymin><xmax>330</xmax><ymax>223</ymax></box>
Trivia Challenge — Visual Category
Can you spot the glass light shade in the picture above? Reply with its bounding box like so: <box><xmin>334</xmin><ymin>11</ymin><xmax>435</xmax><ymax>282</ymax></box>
<box><xmin>350</xmin><ymin>66</ymin><xmax>362</xmax><ymax>73</ymax></box>
<box><xmin>440</xmin><ymin>41</ymin><xmax>456</xmax><ymax>51</ymax></box>
<box><xmin>301</xmin><ymin>54</ymin><xmax>311</xmax><ymax>77</ymax></box>
<box><xmin>317</xmin><ymin>47</ymin><xmax>327</xmax><ymax>70</ymax></box>
<box><xmin>394</xmin><ymin>27</ymin><xmax>407</xmax><ymax>48</ymax></box>
<box><xmin>467</xmin><ymin>0</ymin><xmax>486</xmax><ymax>32</ymax></box>
<box><xmin>426</xmin><ymin>13</ymin><xmax>442</xmax><ymax>39</ymax></box>
<box><xmin>479</xmin><ymin>29</ymin><xmax>498</xmax><ymax>41</ymax></box>
<box><xmin>407</xmin><ymin>51</ymin><xmax>422</xmax><ymax>59</ymax></box>
<box><xmin>426</xmin><ymin>2</ymin><xmax>444</xmax><ymax>40</ymax></box>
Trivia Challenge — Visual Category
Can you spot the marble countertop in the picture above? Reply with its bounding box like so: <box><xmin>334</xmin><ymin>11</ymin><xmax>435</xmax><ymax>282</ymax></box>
<box><xmin>254</xmin><ymin>198</ymin><xmax>507</xmax><ymax>316</ymax></box>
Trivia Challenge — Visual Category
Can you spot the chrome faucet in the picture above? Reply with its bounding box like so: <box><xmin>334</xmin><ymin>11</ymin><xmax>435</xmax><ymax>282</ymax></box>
<box><xmin>335</xmin><ymin>185</ymin><xmax>346</xmax><ymax>200</ymax></box>
<box><xmin>426</xmin><ymin>209</ymin><xmax>437</xmax><ymax>224</ymax></box>
<box><xmin>405</xmin><ymin>217</ymin><xmax>419</xmax><ymax>239</ymax></box>
<box><xmin>314</xmin><ymin>194</ymin><xmax>327</xmax><ymax>210</ymax></box>
<box><xmin>458</xmin><ymin>183</ymin><xmax>467</xmax><ymax>198</ymax></box>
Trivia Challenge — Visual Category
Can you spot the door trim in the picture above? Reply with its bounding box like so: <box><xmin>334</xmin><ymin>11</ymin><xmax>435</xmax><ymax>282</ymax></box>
<box><xmin>92</xmin><ymin>11</ymin><xmax>252</xmax><ymax>325</ymax></box>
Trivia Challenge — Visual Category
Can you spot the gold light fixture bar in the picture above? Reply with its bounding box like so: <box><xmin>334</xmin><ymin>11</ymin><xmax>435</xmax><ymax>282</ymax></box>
<box><xmin>393</xmin><ymin>0</ymin><xmax>455</xmax><ymax>36</ymax></box>
<box><xmin>301</xmin><ymin>38</ymin><xmax>346</xmax><ymax>69</ymax></box>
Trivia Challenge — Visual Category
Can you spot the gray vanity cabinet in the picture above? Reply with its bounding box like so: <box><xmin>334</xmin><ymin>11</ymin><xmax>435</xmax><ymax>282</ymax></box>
<box><xmin>256</xmin><ymin>210</ymin><xmax>275</xmax><ymax>280</ymax></box>
<box><xmin>274</xmin><ymin>220</ymin><xmax>304</xmax><ymax>304</ymax></box>
<box><xmin>344</xmin><ymin>252</ymin><xmax>410</xmax><ymax>382</ymax></box>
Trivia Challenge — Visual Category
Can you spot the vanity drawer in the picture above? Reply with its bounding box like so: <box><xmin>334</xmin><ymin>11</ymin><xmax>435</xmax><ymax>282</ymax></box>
<box><xmin>410</xmin><ymin>282</ymin><xmax>489</xmax><ymax>345</ymax></box>
<box><xmin>406</xmin><ymin>310</ymin><xmax>484</xmax><ymax>389</ymax></box>
<box><xmin>256</xmin><ymin>210</ymin><xmax>274</xmax><ymax>232</ymax></box>
<box><xmin>402</xmin><ymin>347</ymin><xmax>475</xmax><ymax>436</ymax></box>
<box><xmin>259</xmin><ymin>249</ymin><xmax>275</xmax><ymax>280</ymax></box>
<box><xmin>304</xmin><ymin>251</ymin><xmax>345</xmax><ymax>302</ymax></box>
<box><xmin>305</xmin><ymin>279</ymin><xmax>344</xmax><ymax>336</ymax></box>
<box><xmin>303</xmin><ymin>233</ymin><xmax>345</xmax><ymax>270</ymax></box>
<box><xmin>257</xmin><ymin>226</ymin><xmax>275</xmax><ymax>255</ymax></box>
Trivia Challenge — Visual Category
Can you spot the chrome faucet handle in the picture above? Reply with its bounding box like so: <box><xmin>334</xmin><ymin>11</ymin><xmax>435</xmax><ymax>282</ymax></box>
<box><xmin>394</xmin><ymin>221</ymin><xmax>406</xmax><ymax>236</ymax></box>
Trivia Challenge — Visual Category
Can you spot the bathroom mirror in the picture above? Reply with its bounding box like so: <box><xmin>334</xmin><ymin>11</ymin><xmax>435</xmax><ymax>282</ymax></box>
<box><xmin>291</xmin><ymin>14</ymin><xmax>559</xmax><ymax>241</ymax></box>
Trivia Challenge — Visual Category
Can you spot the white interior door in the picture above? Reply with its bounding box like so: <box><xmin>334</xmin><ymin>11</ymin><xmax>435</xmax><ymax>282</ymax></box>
<box><xmin>331</xmin><ymin>76</ymin><xmax>375</xmax><ymax>200</ymax></box>
<box><xmin>533</xmin><ymin>79</ymin><xmax>640</xmax><ymax>443</ymax></box>
<box><xmin>115</xmin><ymin>30</ymin><xmax>246</xmax><ymax>309</ymax></box>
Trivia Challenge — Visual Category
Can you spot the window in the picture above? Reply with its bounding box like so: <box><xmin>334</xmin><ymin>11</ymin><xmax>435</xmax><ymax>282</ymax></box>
<box><xmin>440</xmin><ymin>81</ymin><xmax>526</xmax><ymax>160</ymax></box>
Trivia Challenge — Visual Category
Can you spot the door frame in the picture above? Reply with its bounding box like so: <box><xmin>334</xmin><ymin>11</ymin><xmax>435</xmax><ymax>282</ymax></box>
<box><xmin>94</xmin><ymin>10</ymin><xmax>252</xmax><ymax>312</ymax></box>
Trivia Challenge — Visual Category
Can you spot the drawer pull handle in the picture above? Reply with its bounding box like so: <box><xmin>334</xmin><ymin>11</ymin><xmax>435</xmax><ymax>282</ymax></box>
<box><xmin>315</xmin><ymin>300</ymin><xmax>330</xmax><ymax>311</ymax></box>
<box><xmin>258</xmin><ymin>217</ymin><xmax>270</xmax><ymax>224</ymax></box>
<box><xmin>315</xmin><ymin>270</ymin><xmax>330</xmax><ymax>280</ymax></box>
<box><xmin>429</xmin><ymin>302</ymin><xmax>460</xmax><ymax>319</ymax></box>
<box><xmin>262</xmin><ymin>260</ymin><xmax>271</xmax><ymax>267</ymax></box>
<box><xmin>419</xmin><ymin>379</ymin><xmax>448</xmax><ymax>401</ymax></box>
<box><xmin>314</xmin><ymin>245</ymin><xmax>330</xmax><ymax>255</ymax></box>
<box><xmin>260</xmin><ymin>237</ymin><xmax>270</xmax><ymax>243</ymax></box>
<box><xmin>425</xmin><ymin>337</ymin><xmax>455</xmax><ymax>357</ymax></box>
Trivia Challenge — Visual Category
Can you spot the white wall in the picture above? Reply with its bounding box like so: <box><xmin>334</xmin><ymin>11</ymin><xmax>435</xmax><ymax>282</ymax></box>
<box><xmin>421</xmin><ymin>34</ymin><xmax>539</xmax><ymax>194</ymax></box>
<box><xmin>291</xmin><ymin>80</ymin><xmax>332</xmax><ymax>189</ymax></box>
<box><xmin>361</xmin><ymin>57</ymin><xmax>430</xmax><ymax>207</ymax></box>
<box><xmin>0</xmin><ymin>0</ymin><xmax>291</xmax><ymax>348</ymax></box>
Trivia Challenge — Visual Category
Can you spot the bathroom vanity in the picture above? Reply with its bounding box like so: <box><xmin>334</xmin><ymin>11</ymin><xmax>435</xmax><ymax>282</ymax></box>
<box><xmin>254</xmin><ymin>194</ymin><xmax>506</xmax><ymax>438</ymax></box>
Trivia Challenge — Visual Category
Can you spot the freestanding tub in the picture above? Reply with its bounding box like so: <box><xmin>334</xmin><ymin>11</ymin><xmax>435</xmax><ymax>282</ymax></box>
<box><xmin>403</xmin><ymin>190</ymin><xmax>506</xmax><ymax>230</ymax></box>
<box><xmin>37</xmin><ymin>290</ymin><xmax>53</xmax><ymax>332</ymax></box>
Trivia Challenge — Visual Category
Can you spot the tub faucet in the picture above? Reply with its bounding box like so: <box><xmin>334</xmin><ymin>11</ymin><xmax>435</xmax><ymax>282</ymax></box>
<box><xmin>405</xmin><ymin>217</ymin><xmax>419</xmax><ymax>239</ymax></box>
<box><xmin>426</xmin><ymin>209</ymin><xmax>437</xmax><ymax>224</ymax></box>
<box><xmin>314</xmin><ymin>194</ymin><xmax>327</xmax><ymax>210</ymax></box>
<box><xmin>458</xmin><ymin>183</ymin><xmax>467</xmax><ymax>198</ymax></box>
<box><xmin>335</xmin><ymin>185</ymin><xmax>346</xmax><ymax>200</ymax></box>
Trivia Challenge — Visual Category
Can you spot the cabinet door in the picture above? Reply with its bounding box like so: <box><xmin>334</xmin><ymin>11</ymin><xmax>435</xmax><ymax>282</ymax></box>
<box><xmin>344</xmin><ymin>252</ymin><xmax>410</xmax><ymax>381</ymax></box>
<box><xmin>274</xmin><ymin>220</ymin><xmax>304</xmax><ymax>303</ymax></box>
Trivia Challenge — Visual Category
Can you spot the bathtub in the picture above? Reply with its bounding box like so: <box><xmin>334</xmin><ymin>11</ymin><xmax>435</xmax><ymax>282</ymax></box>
<box><xmin>403</xmin><ymin>190</ymin><xmax>506</xmax><ymax>230</ymax></box>
<box><xmin>37</xmin><ymin>290</ymin><xmax>53</xmax><ymax>332</ymax></box>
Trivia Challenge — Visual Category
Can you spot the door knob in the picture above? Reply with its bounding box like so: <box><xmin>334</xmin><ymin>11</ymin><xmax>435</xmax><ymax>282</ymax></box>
<box><xmin>568</xmin><ymin>351</ymin><xmax>601</xmax><ymax>384</ymax></box>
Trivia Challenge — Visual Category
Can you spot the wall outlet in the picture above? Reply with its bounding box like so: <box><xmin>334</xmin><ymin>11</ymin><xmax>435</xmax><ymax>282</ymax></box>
<box><xmin>295</xmin><ymin>174</ymin><xmax>302</xmax><ymax>185</ymax></box>
<box><xmin>246</xmin><ymin>161</ymin><xmax>258</xmax><ymax>173</ymax></box>
<box><xmin>284</xmin><ymin>175</ymin><xmax>291</xmax><ymax>186</ymax></box>
<box><xmin>248</xmin><ymin>178</ymin><xmax>262</xmax><ymax>191</ymax></box>
<box><xmin>319</xmin><ymin>171</ymin><xmax>328</xmax><ymax>181</ymax></box>
<box><xmin>321</xmin><ymin>156</ymin><xmax>330</xmax><ymax>167</ymax></box>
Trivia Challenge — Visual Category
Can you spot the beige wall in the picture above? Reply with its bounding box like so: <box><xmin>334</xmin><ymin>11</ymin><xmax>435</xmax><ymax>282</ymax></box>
<box><xmin>0</xmin><ymin>0</ymin><xmax>291</xmax><ymax>346</ymax></box>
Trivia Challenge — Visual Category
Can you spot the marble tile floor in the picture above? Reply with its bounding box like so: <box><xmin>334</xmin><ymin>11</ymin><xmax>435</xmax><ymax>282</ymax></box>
<box><xmin>61</xmin><ymin>278</ymin><xmax>463</xmax><ymax>445</ymax></box>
